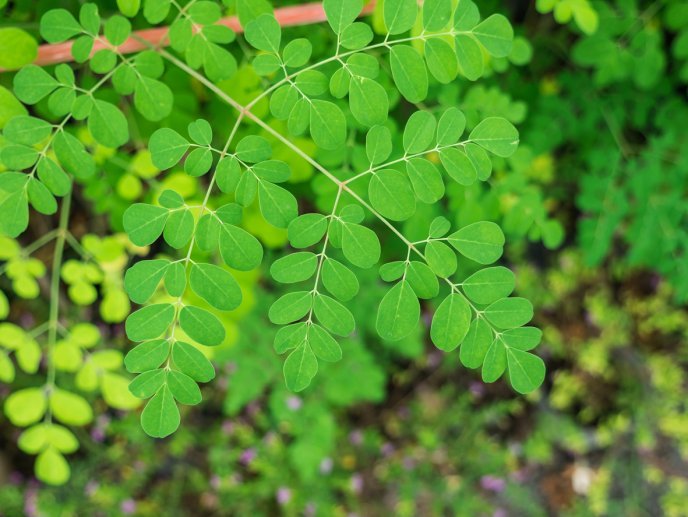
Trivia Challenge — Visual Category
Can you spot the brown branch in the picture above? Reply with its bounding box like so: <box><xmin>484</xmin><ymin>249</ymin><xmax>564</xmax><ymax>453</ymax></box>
<box><xmin>3</xmin><ymin>1</ymin><xmax>377</xmax><ymax>71</ymax></box>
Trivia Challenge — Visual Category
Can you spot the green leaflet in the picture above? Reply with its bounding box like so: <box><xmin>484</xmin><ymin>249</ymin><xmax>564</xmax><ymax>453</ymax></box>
<box><xmin>376</xmin><ymin>280</ymin><xmax>419</xmax><ymax>341</ymax></box>
<box><xmin>472</xmin><ymin>14</ymin><xmax>514</xmax><ymax>58</ymax></box>
<box><xmin>189</xmin><ymin>263</ymin><xmax>242</xmax><ymax>311</ymax></box>
<box><xmin>462</xmin><ymin>266</ymin><xmax>515</xmax><ymax>305</ymax></box>
<box><xmin>288</xmin><ymin>213</ymin><xmax>328</xmax><ymax>248</ymax></box>
<box><xmin>368</xmin><ymin>169</ymin><xmax>416</xmax><ymax>221</ymax></box>
<box><xmin>124</xmin><ymin>259</ymin><xmax>169</xmax><ymax>304</ymax></box>
<box><xmin>313</xmin><ymin>294</ymin><xmax>355</xmax><ymax>336</ymax></box>
<box><xmin>321</xmin><ymin>258</ymin><xmax>359</xmax><ymax>301</ymax></box>
<box><xmin>283</xmin><ymin>343</ymin><xmax>318</xmax><ymax>392</ymax></box>
<box><xmin>271</xmin><ymin>252</ymin><xmax>318</xmax><ymax>284</ymax></box>
<box><xmin>341</xmin><ymin>222</ymin><xmax>381</xmax><ymax>269</ymax></box>
<box><xmin>506</xmin><ymin>348</ymin><xmax>545</xmax><ymax>394</ymax></box>
<box><xmin>125</xmin><ymin>304</ymin><xmax>174</xmax><ymax>342</ymax></box>
<box><xmin>323</xmin><ymin>0</ymin><xmax>363</xmax><ymax>34</ymax></box>
<box><xmin>384</xmin><ymin>0</ymin><xmax>418</xmax><ymax>35</ymax></box>
<box><xmin>430</xmin><ymin>293</ymin><xmax>471</xmax><ymax>351</ymax></box>
<box><xmin>172</xmin><ymin>341</ymin><xmax>215</xmax><ymax>382</ymax></box>
<box><xmin>140</xmin><ymin>384</ymin><xmax>180</xmax><ymax>438</ymax></box>
<box><xmin>123</xmin><ymin>204</ymin><xmax>169</xmax><ymax>246</ymax></box>
<box><xmin>403</xmin><ymin>111</ymin><xmax>437</xmax><ymax>154</ymax></box>
<box><xmin>179</xmin><ymin>306</ymin><xmax>225</xmax><ymax>346</ymax></box>
<box><xmin>390</xmin><ymin>45</ymin><xmax>428</xmax><ymax>103</ymax></box>
<box><xmin>448</xmin><ymin>222</ymin><xmax>505</xmax><ymax>264</ymax></box>
<box><xmin>349</xmin><ymin>77</ymin><xmax>389</xmax><ymax>127</ymax></box>
<box><xmin>484</xmin><ymin>298</ymin><xmax>534</xmax><ymax>329</ymax></box>
<box><xmin>245</xmin><ymin>14</ymin><xmax>281</xmax><ymax>54</ymax></box>
<box><xmin>309</xmin><ymin>100</ymin><xmax>346</xmax><ymax>150</ymax></box>
<box><xmin>124</xmin><ymin>340</ymin><xmax>170</xmax><ymax>373</ymax></box>
<box><xmin>469</xmin><ymin>117</ymin><xmax>520</xmax><ymax>158</ymax></box>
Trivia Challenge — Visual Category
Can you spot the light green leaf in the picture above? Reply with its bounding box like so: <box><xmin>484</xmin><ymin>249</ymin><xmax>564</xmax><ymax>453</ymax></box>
<box><xmin>125</xmin><ymin>303</ymin><xmax>174</xmax><ymax>342</ymax></box>
<box><xmin>460</xmin><ymin>318</ymin><xmax>494</xmax><ymax>368</ymax></box>
<box><xmin>123</xmin><ymin>203</ymin><xmax>169</xmax><ymax>246</ymax></box>
<box><xmin>53</xmin><ymin>131</ymin><xmax>95</xmax><ymax>179</ymax></box>
<box><xmin>4</xmin><ymin>387</ymin><xmax>46</xmax><ymax>426</ymax></box>
<box><xmin>323</xmin><ymin>0</ymin><xmax>363</xmax><ymax>33</ymax></box>
<box><xmin>349</xmin><ymin>77</ymin><xmax>388</xmax><ymax>127</ymax></box>
<box><xmin>14</xmin><ymin>65</ymin><xmax>59</xmax><ymax>105</ymax></box>
<box><xmin>135</xmin><ymin>77</ymin><xmax>173</xmax><ymax>121</ymax></box>
<box><xmin>462</xmin><ymin>266</ymin><xmax>515</xmax><ymax>305</ymax></box>
<box><xmin>149</xmin><ymin>128</ymin><xmax>190</xmax><ymax>169</ymax></box>
<box><xmin>482</xmin><ymin>339</ymin><xmax>507</xmax><ymax>382</ymax></box>
<box><xmin>322</xmin><ymin>258</ymin><xmax>359</xmax><ymax>301</ymax></box>
<box><xmin>484</xmin><ymin>297</ymin><xmax>533</xmax><ymax>329</ymax></box>
<box><xmin>172</xmin><ymin>341</ymin><xmax>215</xmax><ymax>382</ymax></box>
<box><xmin>473</xmin><ymin>14</ymin><xmax>513</xmax><ymax>58</ymax></box>
<box><xmin>469</xmin><ymin>117</ymin><xmax>519</xmax><ymax>157</ymax></box>
<box><xmin>384</xmin><ymin>0</ymin><xmax>418</xmax><ymax>35</ymax></box>
<box><xmin>141</xmin><ymin>385</ymin><xmax>180</xmax><ymax>438</ymax></box>
<box><xmin>448</xmin><ymin>221</ymin><xmax>504</xmax><ymax>264</ymax></box>
<box><xmin>465</xmin><ymin>143</ymin><xmax>492</xmax><ymax>181</ymax></box>
<box><xmin>236</xmin><ymin>135</ymin><xmax>271</xmax><ymax>163</ymax></box>
<box><xmin>423</xmin><ymin>0</ymin><xmax>452</xmax><ymax>31</ymax></box>
<box><xmin>40</xmin><ymin>9</ymin><xmax>82</xmax><ymax>43</ymax></box>
<box><xmin>258</xmin><ymin>181</ymin><xmax>298</xmax><ymax>228</ymax></box>
<box><xmin>454</xmin><ymin>33</ymin><xmax>484</xmax><ymax>80</ymax></box>
<box><xmin>124</xmin><ymin>259</ymin><xmax>169</xmax><ymax>304</ymax></box>
<box><xmin>430</xmin><ymin>293</ymin><xmax>471</xmax><ymax>351</ymax></box>
<box><xmin>390</xmin><ymin>45</ymin><xmax>428</xmax><ymax>102</ymax></box>
<box><xmin>366</xmin><ymin>125</ymin><xmax>392</xmax><ymax>165</ymax></box>
<box><xmin>424</xmin><ymin>240</ymin><xmax>457</xmax><ymax>278</ymax></box>
<box><xmin>163</xmin><ymin>209</ymin><xmax>194</xmax><ymax>249</ymax></box>
<box><xmin>165</xmin><ymin>261</ymin><xmax>187</xmax><ymax>297</ymax></box>
<box><xmin>282</xmin><ymin>38</ymin><xmax>312</xmax><ymax>67</ymax></box>
<box><xmin>313</xmin><ymin>294</ymin><xmax>355</xmax><ymax>336</ymax></box>
<box><xmin>271</xmin><ymin>252</ymin><xmax>318</xmax><ymax>283</ymax></box>
<box><xmin>0</xmin><ymin>28</ymin><xmax>37</xmax><ymax>70</ymax></box>
<box><xmin>167</xmin><ymin>370</ymin><xmax>201</xmax><ymax>405</ymax></box>
<box><xmin>507</xmin><ymin>349</ymin><xmax>545</xmax><ymax>394</ymax></box>
<box><xmin>179</xmin><ymin>306</ymin><xmax>225</xmax><ymax>346</ymax></box>
<box><xmin>50</xmin><ymin>388</ymin><xmax>93</xmax><ymax>426</ymax></box>
<box><xmin>283</xmin><ymin>343</ymin><xmax>317</xmax><ymax>392</ymax></box>
<box><xmin>369</xmin><ymin>169</ymin><xmax>416</xmax><ymax>221</ymax></box>
<box><xmin>35</xmin><ymin>447</ymin><xmax>70</xmax><ymax>486</ymax></box>
<box><xmin>376</xmin><ymin>280</ymin><xmax>419</xmax><ymax>341</ymax></box>
<box><xmin>440</xmin><ymin>147</ymin><xmax>476</xmax><ymax>185</ymax></box>
<box><xmin>129</xmin><ymin>368</ymin><xmax>166</xmax><ymax>398</ymax></box>
<box><xmin>425</xmin><ymin>37</ymin><xmax>458</xmax><ymax>84</ymax></box>
<box><xmin>88</xmin><ymin>100</ymin><xmax>129</xmax><ymax>148</ymax></box>
<box><xmin>245</xmin><ymin>14</ymin><xmax>281</xmax><ymax>53</ymax></box>
<box><xmin>269</xmin><ymin>291</ymin><xmax>312</xmax><ymax>324</ymax></box>
<box><xmin>500</xmin><ymin>327</ymin><xmax>542</xmax><ymax>351</ymax></box>
<box><xmin>288</xmin><ymin>213</ymin><xmax>328</xmax><ymax>248</ymax></box>
<box><xmin>437</xmin><ymin>107</ymin><xmax>466</xmax><ymax>145</ymax></box>
<box><xmin>218</xmin><ymin>222</ymin><xmax>263</xmax><ymax>270</ymax></box>
<box><xmin>3</xmin><ymin>116</ymin><xmax>52</xmax><ymax>145</ymax></box>
<box><xmin>189</xmin><ymin>263</ymin><xmax>242</xmax><ymax>311</ymax></box>
<box><xmin>403</xmin><ymin>111</ymin><xmax>437</xmax><ymax>154</ymax></box>
<box><xmin>37</xmin><ymin>158</ymin><xmax>70</xmax><ymax>197</ymax></box>
<box><xmin>406</xmin><ymin>261</ymin><xmax>439</xmax><ymax>299</ymax></box>
<box><xmin>406</xmin><ymin>158</ymin><xmax>445</xmax><ymax>204</ymax></box>
<box><xmin>308</xmin><ymin>324</ymin><xmax>342</xmax><ymax>362</ymax></box>
<box><xmin>341</xmin><ymin>22</ymin><xmax>373</xmax><ymax>50</ymax></box>
<box><xmin>27</xmin><ymin>178</ymin><xmax>56</xmax><ymax>215</ymax></box>
<box><xmin>310</xmin><ymin>100</ymin><xmax>346</xmax><ymax>150</ymax></box>
<box><xmin>124</xmin><ymin>339</ymin><xmax>170</xmax><ymax>373</ymax></box>
<box><xmin>341</xmin><ymin>222</ymin><xmax>381</xmax><ymax>269</ymax></box>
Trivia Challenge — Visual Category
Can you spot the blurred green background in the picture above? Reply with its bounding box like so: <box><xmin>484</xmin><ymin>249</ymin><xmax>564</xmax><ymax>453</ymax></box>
<box><xmin>1</xmin><ymin>0</ymin><xmax>688</xmax><ymax>515</ymax></box>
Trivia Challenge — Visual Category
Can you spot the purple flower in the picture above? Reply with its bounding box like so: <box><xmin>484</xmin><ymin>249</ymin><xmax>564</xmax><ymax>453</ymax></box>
<box><xmin>91</xmin><ymin>428</ymin><xmax>105</xmax><ymax>442</ymax></box>
<box><xmin>402</xmin><ymin>457</ymin><xmax>415</xmax><ymax>471</ymax></box>
<box><xmin>380</xmin><ymin>442</ymin><xmax>394</xmax><ymax>457</ymax></box>
<box><xmin>85</xmin><ymin>481</ymin><xmax>99</xmax><ymax>496</ymax></box>
<box><xmin>221</xmin><ymin>420</ymin><xmax>234</xmax><ymax>435</ymax></box>
<box><xmin>120</xmin><ymin>499</ymin><xmax>137</xmax><ymax>515</ymax></box>
<box><xmin>349</xmin><ymin>430</ymin><xmax>363</xmax><ymax>445</ymax></box>
<box><xmin>493</xmin><ymin>509</ymin><xmax>507</xmax><ymax>517</ymax></box>
<box><xmin>211</xmin><ymin>475</ymin><xmax>222</xmax><ymax>490</ymax></box>
<box><xmin>276</xmin><ymin>487</ymin><xmax>291</xmax><ymax>505</ymax></box>
<box><xmin>320</xmin><ymin>457</ymin><xmax>333</xmax><ymax>474</ymax></box>
<box><xmin>351</xmin><ymin>474</ymin><xmax>363</xmax><ymax>494</ymax></box>
<box><xmin>286</xmin><ymin>396</ymin><xmax>302</xmax><ymax>411</ymax></box>
<box><xmin>470</xmin><ymin>382</ymin><xmax>485</xmax><ymax>397</ymax></box>
<box><xmin>240</xmin><ymin>448</ymin><xmax>256</xmax><ymax>465</ymax></box>
<box><xmin>304</xmin><ymin>503</ymin><xmax>316</xmax><ymax>516</ymax></box>
<box><xmin>480</xmin><ymin>475</ymin><xmax>506</xmax><ymax>493</ymax></box>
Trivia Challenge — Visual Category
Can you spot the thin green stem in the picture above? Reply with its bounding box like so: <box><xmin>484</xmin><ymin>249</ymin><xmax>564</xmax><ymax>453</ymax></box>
<box><xmin>44</xmin><ymin>190</ymin><xmax>72</xmax><ymax>422</ymax></box>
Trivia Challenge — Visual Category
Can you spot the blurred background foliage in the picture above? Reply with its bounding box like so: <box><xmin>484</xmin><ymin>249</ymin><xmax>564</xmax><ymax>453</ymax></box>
<box><xmin>1</xmin><ymin>0</ymin><xmax>687</xmax><ymax>515</ymax></box>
